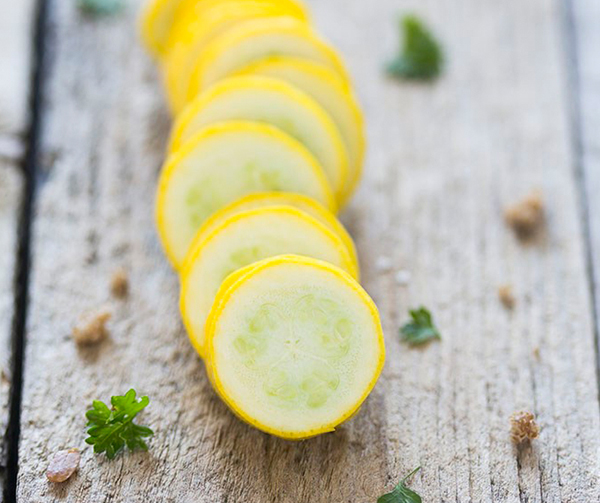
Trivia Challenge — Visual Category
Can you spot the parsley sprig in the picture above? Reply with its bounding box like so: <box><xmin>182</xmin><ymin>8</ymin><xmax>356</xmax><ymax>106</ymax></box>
<box><xmin>378</xmin><ymin>466</ymin><xmax>422</xmax><ymax>503</ymax></box>
<box><xmin>400</xmin><ymin>307</ymin><xmax>441</xmax><ymax>345</ymax></box>
<box><xmin>377</xmin><ymin>466</ymin><xmax>421</xmax><ymax>503</ymax></box>
<box><xmin>78</xmin><ymin>0</ymin><xmax>125</xmax><ymax>16</ymax></box>
<box><xmin>85</xmin><ymin>389</ymin><xmax>154</xmax><ymax>459</ymax></box>
<box><xmin>386</xmin><ymin>15</ymin><xmax>443</xmax><ymax>81</ymax></box>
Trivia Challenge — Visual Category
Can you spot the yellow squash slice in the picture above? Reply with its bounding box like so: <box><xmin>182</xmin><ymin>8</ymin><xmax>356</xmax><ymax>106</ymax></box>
<box><xmin>180</xmin><ymin>206</ymin><xmax>358</xmax><ymax>356</ymax></box>
<box><xmin>205</xmin><ymin>254</ymin><xmax>385</xmax><ymax>439</ymax></box>
<box><xmin>169</xmin><ymin>75</ymin><xmax>349</xmax><ymax>201</ymax></box>
<box><xmin>140</xmin><ymin>0</ymin><xmax>190</xmax><ymax>58</ymax></box>
<box><xmin>172</xmin><ymin>0</ymin><xmax>308</xmax><ymax>43</ymax></box>
<box><xmin>202</xmin><ymin>260</ymin><xmax>262</xmax><ymax>387</ymax></box>
<box><xmin>141</xmin><ymin>0</ymin><xmax>308</xmax><ymax>59</ymax></box>
<box><xmin>238</xmin><ymin>57</ymin><xmax>365</xmax><ymax>204</ymax></box>
<box><xmin>156</xmin><ymin>120</ymin><xmax>335</xmax><ymax>268</ymax></box>
<box><xmin>164</xmin><ymin>3</ymin><xmax>309</xmax><ymax>113</ymax></box>
<box><xmin>167</xmin><ymin>0</ymin><xmax>308</xmax><ymax>52</ymax></box>
<box><xmin>197</xmin><ymin>192</ymin><xmax>358</xmax><ymax>269</ymax></box>
<box><xmin>186</xmin><ymin>16</ymin><xmax>349</xmax><ymax>98</ymax></box>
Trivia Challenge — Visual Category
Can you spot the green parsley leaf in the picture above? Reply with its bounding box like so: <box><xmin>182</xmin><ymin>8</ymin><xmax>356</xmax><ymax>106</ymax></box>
<box><xmin>377</xmin><ymin>466</ymin><xmax>422</xmax><ymax>503</ymax></box>
<box><xmin>400</xmin><ymin>307</ymin><xmax>441</xmax><ymax>345</ymax></box>
<box><xmin>85</xmin><ymin>389</ymin><xmax>154</xmax><ymax>459</ymax></box>
<box><xmin>386</xmin><ymin>15</ymin><xmax>443</xmax><ymax>81</ymax></box>
<box><xmin>77</xmin><ymin>0</ymin><xmax>125</xmax><ymax>16</ymax></box>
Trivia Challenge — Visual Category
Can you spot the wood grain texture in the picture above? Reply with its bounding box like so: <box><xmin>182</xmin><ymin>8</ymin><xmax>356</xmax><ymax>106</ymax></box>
<box><xmin>15</xmin><ymin>0</ymin><xmax>600</xmax><ymax>502</ymax></box>
<box><xmin>0</xmin><ymin>162</ymin><xmax>23</xmax><ymax>492</ymax></box>
<box><xmin>570</xmin><ymin>0</ymin><xmax>600</xmax><ymax>369</ymax></box>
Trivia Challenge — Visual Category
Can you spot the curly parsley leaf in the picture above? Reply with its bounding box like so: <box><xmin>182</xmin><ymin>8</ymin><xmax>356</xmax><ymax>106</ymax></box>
<box><xmin>77</xmin><ymin>0</ymin><xmax>125</xmax><ymax>16</ymax></box>
<box><xmin>85</xmin><ymin>389</ymin><xmax>153</xmax><ymax>459</ymax></box>
<box><xmin>386</xmin><ymin>15</ymin><xmax>443</xmax><ymax>81</ymax></box>
<box><xmin>377</xmin><ymin>466</ymin><xmax>422</xmax><ymax>503</ymax></box>
<box><xmin>400</xmin><ymin>307</ymin><xmax>441</xmax><ymax>345</ymax></box>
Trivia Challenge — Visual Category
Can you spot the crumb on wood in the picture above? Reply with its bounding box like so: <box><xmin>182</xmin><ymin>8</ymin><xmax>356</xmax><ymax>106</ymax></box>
<box><xmin>110</xmin><ymin>268</ymin><xmax>129</xmax><ymax>298</ymax></box>
<box><xmin>498</xmin><ymin>284</ymin><xmax>515</xmax><ymax>309</ymax></box>
<box><xmin>46</xmin><ymin>448</ymin><xmax>80</xmax><ymax>483</ymax></box>
<box><xmin>510</xmin><ymin>411</ymin><xmax>540</xmax><ymax>444</ymax></box>
<box><xmin>395</xmin><ymin>269</ymin><xmax>411</xmax><ymax>286</ymax></box>
<box><xmin>504</xmin><ymin>191</ymin><xmax>544</xmax><ymax>239</ymax></box>
<box><xmin>72</xmin><ymin>309</ymin><xmax>111</xmax><ymax>345</ymax></box>
<box><xmin>375</xmin><ymin>256</ymin><xmax>393</xmax><ymax>272</ymax></box>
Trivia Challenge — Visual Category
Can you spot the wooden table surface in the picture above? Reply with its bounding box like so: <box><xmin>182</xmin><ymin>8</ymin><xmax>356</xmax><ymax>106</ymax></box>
<box><xmin>1</xmin><ymin>0</ymin><xmax>599</xmax><ymax>501</ymax></box>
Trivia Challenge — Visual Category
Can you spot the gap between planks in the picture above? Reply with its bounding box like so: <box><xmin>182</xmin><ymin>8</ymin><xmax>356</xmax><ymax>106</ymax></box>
<box><xmin>561</xmin><ymin>0</ymin><xmax>600</xmax><ymax>403</ymax></box>
<box><xmin>0</xmin><ymin>160</ymin><xmax>24</xmax><ymax>502</ymax></box>
<box><xmin>1</xmin><ymin>0</ymin><xmax>48</xmax><ymax>501</ymax></box>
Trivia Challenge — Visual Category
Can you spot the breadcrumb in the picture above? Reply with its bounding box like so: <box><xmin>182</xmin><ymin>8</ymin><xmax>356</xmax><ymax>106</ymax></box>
<box><xmin>46</xmin><ymin>448</ymin><xmax>80</xmax><ymax>483</ymax></box>
<box><xmin>110</xmin><ymin>268</ymin><xmax>129</xmax><ymax>298</ymax></box>
<box><xmin>498</xmin><ymin>285</ymin><xmax>515</xmax><ymax>309</ymax></box>
<box><xmin>504</xmin><ymin>191</ymin><xmax>544</xmax><ymax>239</ymax></box>
<box><xmin>72</xmin><ymin>309</ymin><xmax>111</xmax><ymax>345</ymax></box>
<box><xmin>510</xmin><ymin>411</ymin><xmax>540</xmax><ymax>444</ymax></box>
<box><xmin>395</xmin><ymin>270</ymin><xmax>411</xmax><ymax>286</ymax></box>
<box><xmin>375</xmin><ymin>256</ymin><xmax>393</xmax><ymax>272</ymax></box>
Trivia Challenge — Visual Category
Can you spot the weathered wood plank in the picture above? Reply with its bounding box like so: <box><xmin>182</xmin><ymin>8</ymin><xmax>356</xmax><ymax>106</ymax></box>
<box><xmin>0</xmin><ymin>0</ymin><xmax>36</xmax><ymax>139</ymax></box>
<box><xmin>570</xmin><ymin>0</ymin><xmax>600</xmax><ymax>371</ymax></box>
<box><xmin>16</xmin><ymin>0</ymin><xmax>600</xmax><ymax>502</ymax></box>
<box><xmin>0</xmin><ymin>0</ymin><xmax>34</xmax><ymax>494</ymax></box>
<box><xmin>0</xmin><ymin>162</ymin><xmax>24</xmax><ymax>494</ymax></box>
<box><xmin>327</xmin><ymin>0</ymin><xmax>600</xmax><ymax>499</ymax></box>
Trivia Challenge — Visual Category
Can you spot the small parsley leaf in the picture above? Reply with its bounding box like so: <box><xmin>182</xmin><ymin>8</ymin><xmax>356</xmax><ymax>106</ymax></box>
<box><xmin>377</xmin><ymin>466</ymin><xmax>422</xmax><ymax>503</ymax></box>
<box><xmin>386</xmin><ymin>15</ymin><xmax>443</xmax><ymax>81</ymax></box>
<box><xmin>400</xmin><ymin>307</ymin><xmax>441</xmax><ymax>345</ymax></box>
<box><xmin>78</xmin><ymin>0</ymin><xmax>125</xmax><ymax>16</ymax></box>
<box><xmin>85</xmin><ymin>389</ymin><xmax>153</xmax><ymax>459</ymax></box>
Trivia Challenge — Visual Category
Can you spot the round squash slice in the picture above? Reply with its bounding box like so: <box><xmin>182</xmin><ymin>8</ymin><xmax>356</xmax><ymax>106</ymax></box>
<box><xmin>169</xmin><ymin>76</ymin><xmax>349</xmax><ymax>201</ymax></box>
<box><xmin>140</xmin><ymin>0</ymin><xmax>188</xmax><ymax>58</ymax></box>
<box><xmin>237</xmin><ymin>57</ymin><xmax>365</xmax><ymax>204</ymax></box>
<box><xmin>197</xmin><ymin>192</ymin><xmax>358</xmax><ymax>270</ymax></box>
<box><xmin>173</xmin><ymin>0</ymin><xmax>308</xmax><ymax>44</ymax></box>
<box><xmin>204</xmin><ymin>254</ymin><xmax>385</xmax><ymax>439</ymax></box>
<box><xmin>156</xmin><ymin>120</ymin><xmax>335</xmax><ymax>268</ymax></box>
<box><xmin>202</xmin><ymin>260</ymin><xmax>262</xmax><ymax>389</ymax></box>
<box><xmin>179</xmin><ymin>206</ymin><xmax>358</xmax><ymax>356</ymax></box>
<box><xmin>164</xmin><ymin>3</ymin><xmax>309</xmax><ymax>113</ymax></box>
<box><xmin>141</xmin><ymin>0</ymin><xmax>308</xmax><ymax>59</ymax></box>
<box><xmin>186</xmin><ymin>16</ymin><xmax>349</xmax><ymax>98</ymax></box>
